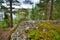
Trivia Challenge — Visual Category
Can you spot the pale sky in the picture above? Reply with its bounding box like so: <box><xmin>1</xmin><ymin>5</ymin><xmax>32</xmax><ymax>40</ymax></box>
<box><xmin>18</xmin><ymin>0</ymin><xmax>40</xmax><ymax>8</ymax></box>
<box><xmin>18</xmin><ymin>0</ymin><xmax>40</xmax><ymax>4</ymax></box>
<box><xmin>30</xmin><ymin>0</ymin><xmax>40</xmax><ymax>4</ymax></box>
<box><xmin>16</xmin><ymin>0</ymin><xmax>39</xmax><ymax>9</ymax></box>
<box><xmin>2</xmin><ymin>0</ymin><xmax>40</xmax><ymax>9</ymax></box>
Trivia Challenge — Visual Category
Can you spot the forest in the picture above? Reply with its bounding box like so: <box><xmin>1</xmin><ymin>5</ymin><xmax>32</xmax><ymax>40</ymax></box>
<box><xmin>0</xmin><ymin>0</ymin><xmax>60</xmax><ymax>40</ymax></box>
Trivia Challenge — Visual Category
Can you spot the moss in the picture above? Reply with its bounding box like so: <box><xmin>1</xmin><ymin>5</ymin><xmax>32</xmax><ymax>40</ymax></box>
<box><xmin>28</xmin><ymin>21</ymin><xmax>60</xmax><ymax>40</ymax></box>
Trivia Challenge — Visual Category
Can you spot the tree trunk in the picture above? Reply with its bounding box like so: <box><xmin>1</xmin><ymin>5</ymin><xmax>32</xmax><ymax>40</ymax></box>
<box><xmin>49</xmin><ymin>0</ymin><xmax>53</xmax><ymax>20</ymax></box>
<box><xmin>45</xmin><ymin>0</ymin><xmax>49</xmax><ymax>20</ymax></box>
<box><xmin>10</xmin><ymin>0</ymin><xmax>13</xmax><ymax>27</ymax></box>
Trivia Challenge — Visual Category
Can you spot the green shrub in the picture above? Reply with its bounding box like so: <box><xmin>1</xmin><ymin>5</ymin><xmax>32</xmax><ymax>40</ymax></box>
<box><xmin>51</xmin><ymin>30</ymin><xmax>60</xmax><ymax>40</ymax></box>
<box><xmin>28</xmin><ymin>21</ymin><xmax>60</xmax><ymax>40</ymax></box>
<box><xmin>0</xmin><ymin>21</ymin><xmax>8</xmax><ymax>28</ymax></box>
<box><xmin>28</xmin><ymin>29</ymin><xmax>36</xmax><ymax>39</ymax></box>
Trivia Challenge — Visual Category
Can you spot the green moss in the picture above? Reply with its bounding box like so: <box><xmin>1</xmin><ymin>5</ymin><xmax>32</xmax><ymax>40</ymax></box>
<box><xmin>28</xmin><ymin>29</ymin><xmax>36</xmax><ymax>39</ymax></box>
<box><xmin>51</xmin><ymin>30</ymin><xmax>60</xmax><ymax>40</ymax></box>
<box><xmin>28</xmin><ymin>21</ymin><xmax>60</xmax><ymax>40</ymax></box>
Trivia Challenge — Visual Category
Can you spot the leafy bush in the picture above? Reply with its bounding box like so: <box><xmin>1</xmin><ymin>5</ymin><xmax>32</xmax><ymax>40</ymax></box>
<box><xmin>28</xmin><ymin>21</ymin><xmax>60</xmax><ymax>40</ymax></box>
<box><xmin>13</xmin><ymin>14</ymin><xmax>24</xmax><ymax>24</ymax></box>
<box><xmin>0</xmin><ymin>13</ymin><xmax>9</xmax><ymax>28</ymax></box>
<box><xmin>0</xmin><ymin>21</ymin><xmax>8</xmax><ymax>28</ymax></box>
<box><xmin>28</xmin><ymin>29</ymin><xmax>36</xmax><ymax>39</ymax></box>
<box><xmin>51</xmin><ymin>30</ymin><xmax>60</xmax><ymax>40</ymax></box>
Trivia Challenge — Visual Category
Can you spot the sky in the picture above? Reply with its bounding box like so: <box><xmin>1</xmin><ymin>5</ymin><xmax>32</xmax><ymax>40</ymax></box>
<box><xmin>30</xmin><ymin>0</ymin><xmax>40</xmax><ymax>4</ymax></box>
<box><xmin>18</xmin><ymin>0</ymin><xmax>40</xmax><ymax>4</ymax></box>
<box><xmin>17</xmin><ymin>0</ymin><xmax>40</xmax><ymax>8</ymax></box>
<box><xmin>2</xmin><ymin>0</ymin><xmax>40</xmax><ymax>9</ymax></box>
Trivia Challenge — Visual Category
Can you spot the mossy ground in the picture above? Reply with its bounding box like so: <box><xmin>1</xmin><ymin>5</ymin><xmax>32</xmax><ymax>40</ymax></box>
<box><xmin>27</xmin><ymin>21</ymin><xmax>60</xmax><ymax>40</ymax></box>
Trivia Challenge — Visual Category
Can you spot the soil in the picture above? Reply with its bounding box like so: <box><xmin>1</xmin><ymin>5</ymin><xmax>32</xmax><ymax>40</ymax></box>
<box><xmin>0</xmin><ymin>28</ymin><xmax>10</xmax><ymax>40</ymax></box>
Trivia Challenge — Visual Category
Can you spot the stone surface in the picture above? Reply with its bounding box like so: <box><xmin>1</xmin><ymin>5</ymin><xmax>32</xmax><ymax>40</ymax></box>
<box><xmin>11</xmin><ymin>21</ymin><xmax>36</xmax><ymax>40</ymax></box>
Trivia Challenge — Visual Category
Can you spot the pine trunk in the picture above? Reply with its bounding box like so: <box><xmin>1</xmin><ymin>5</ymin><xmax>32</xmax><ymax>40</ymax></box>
<box><xmin>10</xmin><ymin>0</ymin><xmax>13</xmax><ymax>27</ymax></box>
<box><xmin>45</xmin><ymin>0</ymin><xmax>49</xmax><ymax>20</ymax></box>
<box><xmin>49</xmin><ymin>0</ymin><xmax>53</xmax><ymax>20</ymax></box>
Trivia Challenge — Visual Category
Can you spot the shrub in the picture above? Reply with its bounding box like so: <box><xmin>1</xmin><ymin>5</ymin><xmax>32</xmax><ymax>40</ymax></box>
<box><xmin>28</xmin><ymin>21</ymin><xmax>60</xmax><ymax>40</ymax></box>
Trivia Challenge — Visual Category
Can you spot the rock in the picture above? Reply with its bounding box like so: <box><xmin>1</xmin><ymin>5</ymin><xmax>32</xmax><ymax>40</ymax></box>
<box><xmin>11</xmin><ymin>21</ymin><xmax>36</xmax><ymax>40</ymax></box>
